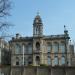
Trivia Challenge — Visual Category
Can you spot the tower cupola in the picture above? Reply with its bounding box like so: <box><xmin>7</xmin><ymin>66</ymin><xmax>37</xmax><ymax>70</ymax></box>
<box><xmin>33</xmin><ymin>13</ymin><xmax>43</xmax><ymax>37</ymax></box>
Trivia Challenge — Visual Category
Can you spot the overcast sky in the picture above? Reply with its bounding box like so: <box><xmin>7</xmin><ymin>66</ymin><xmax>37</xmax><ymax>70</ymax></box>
<box><xmin>8</xmin><ymin>0</ymin><xmax>75</xmax><ymax>42</ymax></box>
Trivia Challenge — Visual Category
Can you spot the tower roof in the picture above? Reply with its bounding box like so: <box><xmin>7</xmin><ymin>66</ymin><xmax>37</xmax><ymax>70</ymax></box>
<box><xmin>35</xmin><ymin>14</ymin><xmax>41</xmax><ymax>19</ymax></box>
<box><xmin>33</xmin><ymin>13</ymin><xmax>42</xmax><ymax>25</ymax></box>
<box><xmin>35</xmin><ymin>12</ymin><xmax>41</xmax><ymax>19</ymax></box>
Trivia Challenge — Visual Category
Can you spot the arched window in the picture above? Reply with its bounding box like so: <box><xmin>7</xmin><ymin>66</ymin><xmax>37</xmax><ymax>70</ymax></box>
<box><xmin>36</xmin><ymin>26</ymin><xmax>39</xmax><ymax>35</ymax></box>
<box><xmin>15</xmin><ymin>44</ymin><xmax>21</xmax><ymax>54</ymax></box>
<box><xmin>36</xmin><ymin>56</ymin><xmax>40</xmax><ymax>65</ymax></box>
<box><xmin>28</xmin><ymin>43</ymin><xmax>32</xmax><ymax>54</ymax></box>
<box><xmin>28</xmin><ymin>56</ymin><xmax>32</xmax><ymax>65</ymax></box>
<box><xmin>60</xmin><ymin>42</ymin><xmax>65</xmax><ymax>53</ymax></box>
<box><xmin>36</xmin><ymin>42</ymin><xmax>40</xmax><ymax>50</ymax></box>
<box><xmin>53</xmin><ymin>57</ymin><xmax>58</xmax><ymax>66</ymax></box>
<box><xmin>48</xmin><ymin>56</ymin><xmax>51</xmax><ymax>65</ymax></box>
<box><xmin>53</xmin><ymin>42</ymin><xmax>59</xmax><ymax>53</ymax></box>
<box><xmin>61</xmin><ymin>57</ymin><xmax>65</xmax><ymax>65</ymax></box>
<box><xmin>16</xmin><ymin>57</ymin><xmax>19</xmax><ymax>65</ymax></box>
<box><xmin>47</xmin><ymin>43</ymin><xmax>52</xmax><ymax>52</ymax></box>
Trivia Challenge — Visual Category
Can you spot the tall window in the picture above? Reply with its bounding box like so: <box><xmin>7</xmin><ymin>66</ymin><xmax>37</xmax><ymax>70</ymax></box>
<box><xmin>61</xmin><ymin>57</ymin><xmax>65</xmax><ymax>65</ymax></box>
<box><xmin>15</xmin><ymin>44</ymin><xmax>21</xmax><ymax>54</ymax></box>
<box><xmin>36</xmin><ymin>26</ymin><xmax>39</xmax><ymax>35</ymax></box>
<box><xmin>36</xmin><ymin>56</ymin><xmax>40</xmax><ymax>65</ymax></box>
<box><xmin>53</xmin><ymin>42</ymin><xmax>59</xmax><ymax>53</ymax></box>
<box><xmin>28</xmin><ymin>56</ymin><xmax>32</xmax><ymax>65</ymax></box>
<box><xmin>47</xmin><ymin>43</ymin><xmax>52</xmax><ymax>52</ymax></box>
<box><xmin>16</xmin><ymin>57</ymin><xmax>19</xmax><ymax>65</ymax></box>
<box><xmin>60</xmin><ymin>43</ymin><xmax>65</xmax><ymax>53</ymax></box>
<box><xmin>28</xmin><ymin>43</ymin><xmax>32</xmax><ymax>54</ymax></box>
<box><xmin>53</xmin><ymin>57</ymin><xmax>58</xmax><ymax>66</ymax></box>
<box><xmin>48</xmin><ymin>56</ymin><xmax>51</xmax><ymax>65</ymax></box>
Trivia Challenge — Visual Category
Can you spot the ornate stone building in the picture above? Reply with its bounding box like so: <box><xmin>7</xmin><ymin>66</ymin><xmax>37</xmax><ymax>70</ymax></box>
<box><xmin>9</xmin><ymin>14</ymin><xmax>73</xmax><ymax>68</ymax></box>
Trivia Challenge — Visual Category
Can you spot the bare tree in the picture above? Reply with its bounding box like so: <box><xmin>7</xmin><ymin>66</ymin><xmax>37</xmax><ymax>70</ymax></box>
<box><xmin>0</xmin><ymin>0</ymin><xmax>11</xmax><ymax>16</ymax></box>
<box><xmin>0</xmin><ymin>0</ymin><xmax>11</xmax><ymax>32</ymax></box>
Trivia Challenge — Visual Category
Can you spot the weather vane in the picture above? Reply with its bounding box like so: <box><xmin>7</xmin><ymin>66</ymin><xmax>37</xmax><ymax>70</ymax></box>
<box><xmin>37</xmin><ymin>10</ymin><xmax>40</xmax><ymax>15</ymax></box>
<box><xmin>64</xmin><ymin>25</ymin><xmax>67</xmax><ymax>31</ymax></box>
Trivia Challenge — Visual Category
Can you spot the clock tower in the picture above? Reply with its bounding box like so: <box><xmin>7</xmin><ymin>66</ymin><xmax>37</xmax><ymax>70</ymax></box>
<box><xmin>33</xmin><ymin>13</ymin><xmax>44</xmax><ymax>65</ymax></box>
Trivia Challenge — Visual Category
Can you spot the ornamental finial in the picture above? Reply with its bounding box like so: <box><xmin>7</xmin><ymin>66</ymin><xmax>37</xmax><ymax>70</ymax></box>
<box><xmin>37</xmin><ymin>11</ymin><xmax>40</xmax><ymax>15</ymax></box>
<box><xmin>64</xmin><ymin>25</ymin><xmax>67</xmax><ymax>31</ymax></box>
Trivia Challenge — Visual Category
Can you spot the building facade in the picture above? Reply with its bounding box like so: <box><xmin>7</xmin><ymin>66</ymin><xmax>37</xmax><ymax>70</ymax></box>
<box><xmin>9</xmin><ymin>14</ymin><xmax>73</xmax><ymax>68</ymax></box>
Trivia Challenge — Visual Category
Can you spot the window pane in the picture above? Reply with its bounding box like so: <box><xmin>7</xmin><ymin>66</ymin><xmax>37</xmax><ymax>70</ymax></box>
<box><xmin>15</xmin><ymin>44</ymin><xmax>21</xmax><ymax>54</ymax></box>
<box><xmin>48</xmin><ymin>56</ymin><xmax>51</xmax><ymax>65</ymax></box>
<box><xmin>53</xmin><ymin>43</ymin><xmax>58</xmax><ymax>53</ymax></box>
<box><xmin>61</xmin><ymin>57</ymin><xmax>65</xmax><ymax>65</ymax></box>
<box><xmin>53</xmin><ymin>57</ymin><xmax>58</xmax><ymax>66</ymax></box>
<box><xmin>16</xmin><ymin>61</ymin><xmax>19</xmax><ymax>65</ymax></box>
<box><xmin>36</xmin><ymin>56</ymin><xmax>40</xmax><ymax>65</ymax></box>
<box><xmin>28</xmin><ymin>45</ymin><xmax>32</xmax><ymax>54</ymax></box>
<box><xmin>60</xmin><ymin>43</ymin><xmax>65</xmax><ymax>53</ymax></box>
<box><xmin>47</xmin><ymin>44</ymin><xmax>51</xmax><ymax>52</ymax></box>
<box><xmin>28</xmin><ymin>57</ymin><xmax>32</xmax><ymax>65</ymax></box>
<box><xmin>16</xmin><ymin>57</ymin><xmax>19</xmax><ymax>65</ymax></box>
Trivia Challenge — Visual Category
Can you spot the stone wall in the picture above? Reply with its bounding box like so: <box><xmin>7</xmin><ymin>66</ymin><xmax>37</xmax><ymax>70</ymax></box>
<box><xmin>11</xmin><ymin>66</ymin><xmax>75</xmax><ymax>75</ymax></box>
